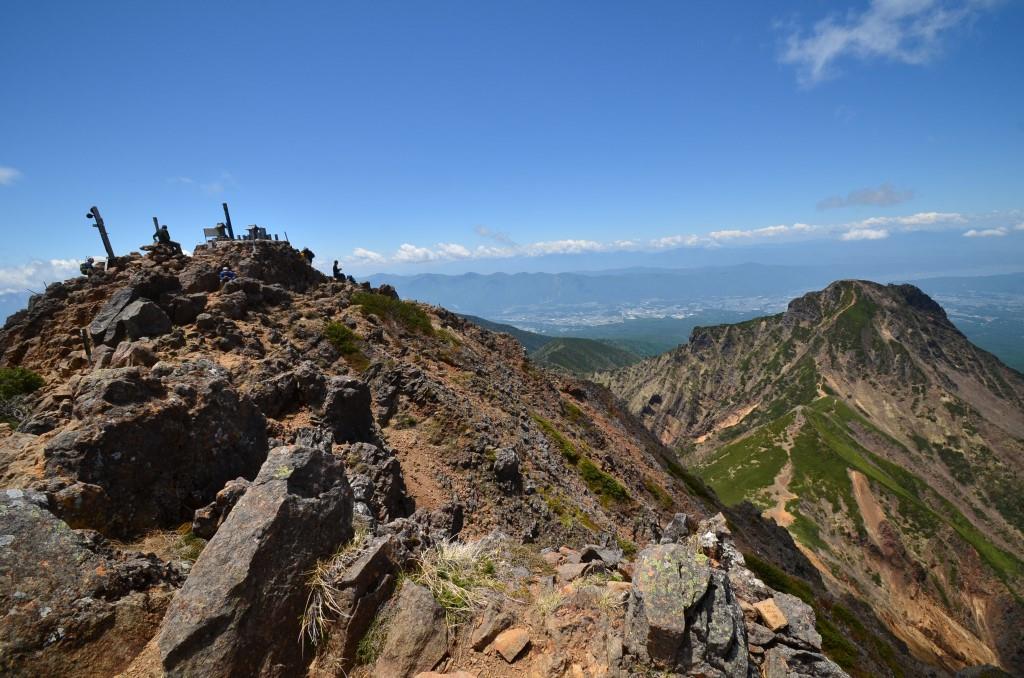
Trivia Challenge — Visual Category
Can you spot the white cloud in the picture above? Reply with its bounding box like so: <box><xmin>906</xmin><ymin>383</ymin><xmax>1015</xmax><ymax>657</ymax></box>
<box><xmin>343</xmin><ymin>209</ymin><xmax>1014</xmax><ymax>268</ymax></box>
<box><xmin>351</xmin><ymin>247</ymin><xmax>386</xmax><ymax>264</ymax></box>
<box><xmin>709</xmin><ymin>223</ymin><xmax>818</xmax><ymax>241</ymax></box>
<box><xmin>963</xmin><ymin>227</ymin><xmax>1008</xmax><ymax>237</ymax></box>
<box><xmin>436</xmin><ymin>243</ymin><xmax>472</xmax><ymax>259</ymax></box>
<box><xmin>168</xmin><ymin>172</ymin><xmax>235</xmax><ymax>194</ymax></box>
<box><xmin>1014</xmin><ymin>222</ymin><xmax>1024</xmax><ymax>231</ymax></box>
<box><xmin>393</xmin><ymin>243</ymin><xmax>440</xmax><ymax>263</ymax></box>
<box><xmin>524</xmin><ymin>239</ymin><xmax>608</xmax><ymax>256</ymax></box>
<box><xmin>858</xmin><ymin>211</ymin><xmax>965</xmax><ymax>228</ymax></box>
<box><xmin>651</xmin><ymin>234</ymin><xmax>700</xmax><ymax>249</ymax></box>
<box><xmin>818</xmin><ymin>183</ymin><xmax>914</xmax><ymax>209</ymax></box>
<box><xmin>841</xmin><ymin>228</ymin><xmax>890</xmax><ymax>241</ymax></box>
<box><xmin>0</xmin><ymin>166</ymin><xmax>22</xmax><ymax>186</ymax></box>
<box><xmin>781</xmin><ymin>0</ymin><xmax>997</xmax><ymax>85</ymax></box>
<box><xmin>0</xmin><ymin>258</ymin><xmax>86</xmax><ymax>294</ymax></box>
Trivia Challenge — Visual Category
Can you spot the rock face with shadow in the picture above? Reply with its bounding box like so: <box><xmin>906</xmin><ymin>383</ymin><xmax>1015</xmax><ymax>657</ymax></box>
<box><xmin>157</xmin><ymin>445</ymin><xmax>354</xmax><ymax>677</ymax></box>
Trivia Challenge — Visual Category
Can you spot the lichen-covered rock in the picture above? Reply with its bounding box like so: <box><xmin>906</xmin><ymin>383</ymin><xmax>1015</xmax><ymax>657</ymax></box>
<box><xmin>157</xmin><ymin>445</ymin><xmax>354</xmax><ymax>677</ymax></box>
<box><xmin>0</xmin><ymin>489</ymin><xmax>183</xmax><ymax>676</ymax></box>
<box><xmin>625</xmin><ymin>544</ymin><xmax>712</xmax><ymax>668</ymax></box>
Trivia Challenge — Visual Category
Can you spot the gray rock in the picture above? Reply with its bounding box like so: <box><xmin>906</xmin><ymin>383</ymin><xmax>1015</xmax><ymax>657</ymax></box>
<box><xmin>322</xmin><ymin>377</ymin><xmax>375</xmax><ymax>443</ymax></box>
<box><xmin>373</xmin><ymin>582</ymin><xmax>447</xmax><ymax>677</ymax></box>
<box><xmin>89</xmin><ymin>287</ymin><xmax>136</xmax><ymax>345</ymax></box>
<box><xmin>770</xmin><ymin>644</ymin><xmax>849</xmax><ymax>677</ymax></box>
<box><xmin>580</xmin><ymin>544</ymin><xmax>623</xmax><ymax>569</ymax></box>
<box><xmin>492</xmin><ymin>448</ymin><xmax>521</xmax><ymax>491</ymax></box>
<box><xmin>624</xmin><ymin>544</ymin><xmax>712</xmax><ymax>668</ymax></box>
<box><xmin>44</xmin><ymin>361</ymin><xmax>268</xmax><ymax>538</ymax></box>
<box><xmin>660</xmin><ymin>512</ymin><xmax>698</xmax><ymax>544</ymax></box>
<box><xmin>119</xmin><ymin>299</ymin><xmax>172</xmax><ymax>340</ymax></box>
<box><xmin>316</xmin><ymin>536</ymin><xmax>399</xmax><ymax>672</ymax></box>
<box><xmin>342</xmin><ymin>442</ymin><xmax>413</xmax><ymax>521</ymax></box>
<box><xmin>157</xmin><ymin>445</ymin><xmax>354</xmax><ymax>677</ymax></box>
<box><xmin>773</xmin><ymin>592</ymin><xmax>822</xmax><ymax>651</ymax></box>
<box><xmin>191</xmin><ymin>477</ymin><xmax>251</xmax><ymax>540</ymax></box>
<box><xmin>471</xmin><ymin>605</ymin><xmax>515</xmax><ymax>651</ymax></box>
<box><xmin>686</xmin><ymin>570</ymin><xmax>748</xmax><ymax>677</ymax></box>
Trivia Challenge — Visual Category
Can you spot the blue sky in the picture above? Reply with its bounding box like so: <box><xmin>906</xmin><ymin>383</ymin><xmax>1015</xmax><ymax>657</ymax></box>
<box><xmin>1</xmin><ymin>0</ymin><xmax>1022</xmax><ymax>288</ymax></box>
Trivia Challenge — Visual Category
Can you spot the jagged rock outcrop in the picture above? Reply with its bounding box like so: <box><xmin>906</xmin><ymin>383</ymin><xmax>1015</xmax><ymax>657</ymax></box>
<box><xmin>157</xmin><ymin>445</ymin><xmax>354</xmax><ymax>676</ymax></box>
<box><xmin>43</xmin><ymin>360</ymin><xmax>268</xmax><ymax>537</ymax></box>
<box><xmin>0</xmin><ymin>489</ymin><xmax>183</xmax><ymax>676</ymax></box>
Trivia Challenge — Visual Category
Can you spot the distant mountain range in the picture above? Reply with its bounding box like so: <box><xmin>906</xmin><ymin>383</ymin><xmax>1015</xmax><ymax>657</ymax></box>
<box><xmin>370</xmin><ymin>263</ymin><xmax>833</xmax><ymax>317</ymax></box>
<box><xmin>383</xmin><ymin>267</ymin><xmax>1024</xmax><ymax>373</ymax></box>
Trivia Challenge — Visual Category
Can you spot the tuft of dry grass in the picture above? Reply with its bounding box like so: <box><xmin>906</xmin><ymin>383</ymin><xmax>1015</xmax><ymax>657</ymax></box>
<box><xmin>301</xmin><ymin>527</ymin><xmax>370</xmax><ymax>648</ymax></box>
<box><xmin>411</xmin><ymin>540</ymin><xmax>503</xmax><ymax>628</ymax></box>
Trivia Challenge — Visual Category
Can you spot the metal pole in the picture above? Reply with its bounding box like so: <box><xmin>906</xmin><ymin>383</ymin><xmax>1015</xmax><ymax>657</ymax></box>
<box><xmin>87</xmin><ymin>206</ymin><xmax>116</xmax><ymax>260</ymax></box>
<box><xmin>222</xmin><ymin>202</ymin><xmax>235</xmax><ymax>240</ymax></box>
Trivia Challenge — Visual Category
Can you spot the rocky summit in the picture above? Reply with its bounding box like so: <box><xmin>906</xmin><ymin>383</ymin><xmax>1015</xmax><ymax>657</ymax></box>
<box><xmin>0</xmin><ymin>243</ymin><xmax>989</xmax><ymax>677</ymax></box>
<box><xmin>598</xmin><ymin>279</ymin><xmax>1024</xmax><ymax>674</ymax></box>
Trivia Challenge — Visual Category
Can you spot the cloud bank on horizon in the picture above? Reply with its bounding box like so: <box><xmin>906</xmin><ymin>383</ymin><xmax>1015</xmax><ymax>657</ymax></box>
<box><xmin>342</xmin><ymin>210</ymin><xmax>1019</xmax><ymax>268</ymax></box>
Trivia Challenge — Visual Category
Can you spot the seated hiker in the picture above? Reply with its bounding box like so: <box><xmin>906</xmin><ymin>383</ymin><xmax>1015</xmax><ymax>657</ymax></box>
<box><xmin>332</xmin><ymin>259</ymin><xmax>344</xmax><ymax>280</ymax></box>
<box><xmin>79</xmin><ymin>257</ymin><xmax>95</xmax><ymax>276</ymax></box>
<box><xmin>219</xmin><ymin>266</ymin><xmax>237</xmax><ymax>283</ymax></box>
<box><xmin>155</xmin><ymin>225</ymin><xmax>183</xmax><ymax>255</ymax></box>
<box><xmin>300</xmin><ymin>247</ymin><xmax>315</xmax><ymax>265</ymax></box>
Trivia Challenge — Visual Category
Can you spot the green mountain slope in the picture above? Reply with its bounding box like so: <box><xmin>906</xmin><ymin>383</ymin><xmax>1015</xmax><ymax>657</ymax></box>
<box><xmin>598</xmin><ymin>280</ymin><xmax>1024</xmax><ymax>673</ymax></box>
<box><xmin>531</xmin><ymin>337</ymin><xmax>641</xmax><ymax>374</ymax></box>
<box><xmin>458</xmin><ymin>314</ymin><xmax>552</xmax><ymax>352</ymax></box>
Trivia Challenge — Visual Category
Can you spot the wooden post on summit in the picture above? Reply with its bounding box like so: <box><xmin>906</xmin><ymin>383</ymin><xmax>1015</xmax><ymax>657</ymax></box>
<box><xmin>222</xmin><ymin>202</ymin><xmax>235</xmax><ymax>240</ymax></box>
<box><xmin>86</xmin><ymin>206</ymin><xmax>116</xmax><ymax>260</ymax></box>
<box><xmin>152</xmin><ymin>216</ymin><xmax>161</xmax><ymax>241</ymax></box>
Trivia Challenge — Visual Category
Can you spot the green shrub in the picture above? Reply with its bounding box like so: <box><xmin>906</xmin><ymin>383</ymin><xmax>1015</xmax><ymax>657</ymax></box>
<box><xmin>352</xmin><ymin>291</ymin><xmax>434</xmax><ymax>335</ymax></box>
<box><xmin>0</xmin><ymin>367</ymin><xmax>44</xmax><ymax>400</ymax></box>
<box><xmin>323</xmin><ymin>321</ymin><xmax>369</xmax><ymax>370</ymax></box>
<box><xmin>578</xmin><ymin>457</ymin><xmax>630</xmax><ymax>505</ymax></box>
<box><xmin>532</xmin><ymin>413</ymin><xmax>630</xmax><ymax>505</ymax></box>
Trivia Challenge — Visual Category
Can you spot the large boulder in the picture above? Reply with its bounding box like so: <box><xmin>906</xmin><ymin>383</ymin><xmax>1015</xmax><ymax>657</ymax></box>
<box><xmin>625</xmin><ymin>544</ymin><xmax>748</xmax><ymax>675</ymax></box>
<box><xmin>43</xmin><ymin>361</ymin><xmax>268</xmax><ymax>537</ymax></box>
<box><xmin>119</xmin><ymin>299</ymin><xmax>172</xmax><ymax>340</ymax></box>
<box><xmin>0</xmin><ymin>489</ymin><xmax>183</xmax><ymax>676</ymax></box>
<box><xmin>157</xmin><ymin>445</ymin><xmax>354</xmax><ymax>677</ymax></box>
<box><xmin>625</xmin><ymin>544</ymin><xmax>712</xmax><ymax>666</ymax></box>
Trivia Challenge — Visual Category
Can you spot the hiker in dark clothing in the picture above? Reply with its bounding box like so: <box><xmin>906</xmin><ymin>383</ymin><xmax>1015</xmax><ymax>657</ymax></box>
<box><xmin>219</xmin><ymin>266</ymin><xmax>237</xmax><ymax>284</ymax></box>
<box><xmin>154</xmin><ymin>225</ymin><xmax>183</xmax><ymax>255</ymax></box>
<box><xmin>79</xmin><ymin>257</ymin><xmax>95</xmax><ymax>276</ymax></box>
<box><xmin>301</xmin><ymin>247</ymin><xmax>315</xmax><ymax>265</ymax></box>
<box><xmin>332</xmin><ymin>260</ymin><xmax>344</xmax><ymax>280</ymax></box>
